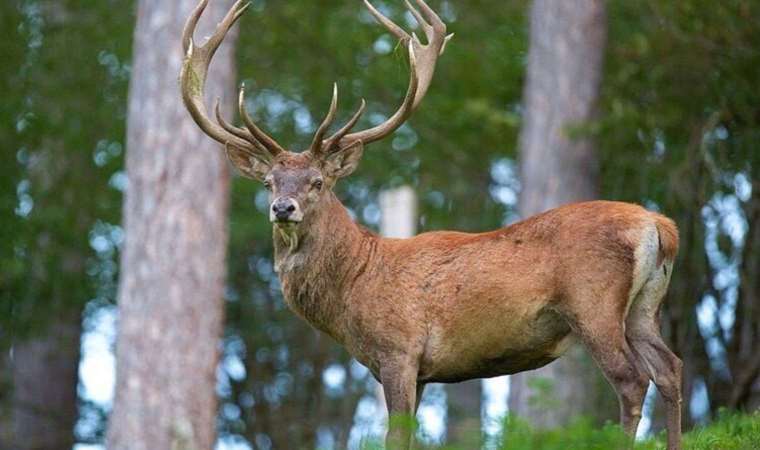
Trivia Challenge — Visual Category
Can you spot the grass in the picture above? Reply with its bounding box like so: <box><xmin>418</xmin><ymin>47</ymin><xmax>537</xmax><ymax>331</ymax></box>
<box><xmin>495</xmin><ymin>411</ymin><xmax>760</xmax><ymax>450</ymax></box>
<box><xmin>677</xmin><ymin>411</ymin><xmax>760</xmax><ymax>450</ymax></box>
<box><xmin>358</xmin><ymin>410</ymin><xmax>760</xmax><ymax>450</ymax></box>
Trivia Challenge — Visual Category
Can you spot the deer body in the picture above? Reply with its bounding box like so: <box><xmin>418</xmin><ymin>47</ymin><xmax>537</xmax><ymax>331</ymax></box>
<box><xmin>181</xmin><ymin>1</ymin><xmax>683</xmax><ymax>448</ymax></box>
<box><xmin>275</xmin><ymin>192</ymin><xmax>676</xmax><ymax>385</ymax></box>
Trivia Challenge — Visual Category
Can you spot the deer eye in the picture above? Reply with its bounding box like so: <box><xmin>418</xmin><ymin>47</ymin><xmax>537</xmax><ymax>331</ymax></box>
<box><xmin>312</xmin><ymin>179</ymin><xmax>324</xmax><ymax>191</ymax></box>
<box><xmin>263</xmin><ymin>180</ymin><xmax>273</xmax><ymax>191</ymax></box>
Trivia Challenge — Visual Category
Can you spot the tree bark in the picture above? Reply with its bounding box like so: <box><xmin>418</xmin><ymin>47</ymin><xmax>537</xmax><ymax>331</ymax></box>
<box><xmin>106</xmin><ymin>1</ymin><xmax>236</xmax><ymax>449</ymax></box>
<box><xmin>0</xmin><ymin>352</ymin><xmax>9</xmax><ymax>449</ymax></box>
<box><xmin>446</xmin><ymin>381</ymin><xmax>482</xmax><ymax>445</ymax></box>
<box><xmin>509</xmin><ymin>0</ymin><xmax>612</xmax><ymax>427</ymax></box>
<box><xmin>727</xmin><ymin>185</ymin><xmax>760</xmax><ymax>410</ymax></box>
<box><xmin>5</xmin><ymin>311</ymin><xmax>81</xmax><ymax>450</ymax></box>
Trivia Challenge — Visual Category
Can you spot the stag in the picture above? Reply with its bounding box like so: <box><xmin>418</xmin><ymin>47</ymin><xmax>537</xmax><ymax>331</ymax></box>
<box><xmin>180</xmin><ymin>1</ymin><xmax>683</xmax><ymax>448</ymax></box>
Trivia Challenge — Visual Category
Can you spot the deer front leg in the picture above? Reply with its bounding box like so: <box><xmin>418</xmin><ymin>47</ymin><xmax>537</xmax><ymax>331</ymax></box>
<box><xmin>380</xmin><ymin>360</ymin><xmax>419</xmax><ymax>450</ymax></box>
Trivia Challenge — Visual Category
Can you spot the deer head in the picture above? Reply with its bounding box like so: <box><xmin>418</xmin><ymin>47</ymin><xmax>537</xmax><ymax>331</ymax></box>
<box><xmin>180</xmin><ymin>0</ymin><xmax>451</xmax><ymax>231</ymax></box>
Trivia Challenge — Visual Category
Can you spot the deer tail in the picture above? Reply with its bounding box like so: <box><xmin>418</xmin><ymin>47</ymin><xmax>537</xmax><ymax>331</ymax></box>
<box><xmin>653</xmin><ymin>213</ymin><xmax>679</xmax><ymax>266</ymax></box>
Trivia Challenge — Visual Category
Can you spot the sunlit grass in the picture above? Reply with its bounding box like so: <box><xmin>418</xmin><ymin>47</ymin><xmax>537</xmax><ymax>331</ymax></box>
<box><xmin>357</xmin><ymin>410</ymin><xmax>760</xmax><ymax>450</ymax></box>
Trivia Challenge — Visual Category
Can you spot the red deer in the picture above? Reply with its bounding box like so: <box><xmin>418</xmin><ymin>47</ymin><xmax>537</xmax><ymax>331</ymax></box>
<box><xmin>180</xmin><ymin>1</ymin><xmax>683</xmax><ymax>448</ymax></box>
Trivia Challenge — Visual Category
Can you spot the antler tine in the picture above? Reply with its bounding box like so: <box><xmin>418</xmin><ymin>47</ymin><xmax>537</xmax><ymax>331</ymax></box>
<box><xmin>183</xmin><ymin>0</ymin><xmax>249</xmax><ymax>58</ymax></box>
<box><xmin>204</xmin><ymin>0</ymin><xmax>250</xmax><ymax>59</ymax></box>
<box><xmin>362</xmin><ymin>0</ymin><xmax>411</xmax><ymax>42</ymax></box>
<box><xmin>214</xmin><ymin>99</ymin><xmax>269</xmax><ymax>154</ymax></box>
<box><xmin>182</xmin><ymin>0</ymin><xmax>208</xmax><ymax>54</ymax></box>
<box><xmin>338</xmin><ymin>42</ymin><xmax>419</xmax><ymax>148</ymax></box>
<box><xmin>328</xmin><ymin>0</ymin><xmax>447</xmax><ymax>151</ymax></box>
<box><xmin>412</xmin><ymin>0</ymin><xmax>447</xmax><ymax>31</ymax></box>
<box><xmin>322</xmin><ymin>99</ymin><xmax>367</xmax><ymax>153</ymax></box>
<box><xmin>404</xmin><ymin>1</ymin><xmax>429</xmax><ymax>37</ymax></box>
<box><xmin>238</xmin><ymin>85</ymin><xmax>286</xmax><ymax>156</ymax></box>
<box><xmin>310</xmin><ymin>83</ymin><xmax>339</xmax><ymax>156</ymax></box>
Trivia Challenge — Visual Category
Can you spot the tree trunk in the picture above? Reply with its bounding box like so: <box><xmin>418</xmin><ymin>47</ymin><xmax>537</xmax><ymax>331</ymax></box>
<box><xmin>106</xmin><ymin>1</ymin><xmax>236</xmax><ymax>448</ymax></box>
<box><xmin>446</xmin><ymin>381</ymin><xmax>482</xmax><ymax>445</ymax></box>
<box><xmin>725</xmin><ymin>185</ymin><xmax>760</xmax><ymax>411</ymax></box>
<box><xmin>0</xmin><ymin>349</ymin><xmax>11</xmax><ymax>449</ymax></box>
<box><xmin>9</xmin><ymin>313</ymin><xmax>81</xmax><ymax>450</ymax></box>
<box><xmin>508</xmin><ymin>0</ymin><xmax>613</xmax><ymax>428</ymax></box>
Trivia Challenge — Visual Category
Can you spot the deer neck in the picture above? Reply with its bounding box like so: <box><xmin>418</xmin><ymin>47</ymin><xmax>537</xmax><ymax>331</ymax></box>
<box><xmin>272</xmin><ymin>192</ymin><xmax>376</xmax><ymax>340</ymax></box>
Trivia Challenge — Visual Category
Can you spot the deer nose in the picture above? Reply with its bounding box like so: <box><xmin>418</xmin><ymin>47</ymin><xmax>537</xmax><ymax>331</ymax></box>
<box><xmin>271</xmin><ymin>198</ymin><xmax>300</xmax><ymax>222</ymax></box>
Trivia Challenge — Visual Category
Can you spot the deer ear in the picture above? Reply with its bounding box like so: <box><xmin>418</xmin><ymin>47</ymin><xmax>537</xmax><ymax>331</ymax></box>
<box><xmin>224</xmin><ymin>144</ymin><xmax>271</xmax><ymax>181</ymax></box>
<box><xmin>323</xmin><ymin>140</ymin><xmax>364</xmax><ymax>179</ymax></box>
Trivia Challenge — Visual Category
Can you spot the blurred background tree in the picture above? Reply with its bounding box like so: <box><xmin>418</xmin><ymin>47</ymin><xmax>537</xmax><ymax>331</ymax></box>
<box><xmin>1</xmin><ymin>0</ymin><xmax>758</xmax><ymax>449</ymax></box>
<box><xmin>508</xmin><ymin>0</ymin><xmax>614</xmax><ymax>428</ymax></box>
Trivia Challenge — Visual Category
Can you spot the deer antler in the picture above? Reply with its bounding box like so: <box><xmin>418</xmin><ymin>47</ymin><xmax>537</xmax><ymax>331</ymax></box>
<box><xmin>180</xmin><ymin>0</ymin><xmax>284</xmax><ymax>158</ymax></box>
<box><xmin>311</xmin><ymin>0</ymin><xmax>452</xmax><ymax>156</ymax></box>
<box><xmin>181</xmin><ymin>0</ymin><xmax>450</xmax><ymax>161</ymax></box>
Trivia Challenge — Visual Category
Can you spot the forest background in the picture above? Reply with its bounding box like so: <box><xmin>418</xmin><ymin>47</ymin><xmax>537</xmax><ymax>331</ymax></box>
<box><xmin>1</xmin><ymin>0</ymin><xmax>758</xmax><ymax>449</ymax></box>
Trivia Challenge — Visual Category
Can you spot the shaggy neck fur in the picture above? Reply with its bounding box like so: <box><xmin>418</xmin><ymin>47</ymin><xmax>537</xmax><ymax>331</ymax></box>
<box><xmin>273</xmin><ymin>191</ymin><xmax>378</xmax><ymax>342</ymax></box>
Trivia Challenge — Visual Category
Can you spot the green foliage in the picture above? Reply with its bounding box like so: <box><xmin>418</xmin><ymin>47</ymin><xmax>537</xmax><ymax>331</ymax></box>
<box><xmin>2</xmin><ymin>0</ymin><xmax>132</xmax><ymax>345</ymax></box>
<box><xmin>0</xmin><ymin>0</ymin><xmax>27</xmax><ymax>342</ymax></box>
<box><xmin>600</xmin><ymin>0</ymin><xmax>760</xmax><ymax>203</ymax></box>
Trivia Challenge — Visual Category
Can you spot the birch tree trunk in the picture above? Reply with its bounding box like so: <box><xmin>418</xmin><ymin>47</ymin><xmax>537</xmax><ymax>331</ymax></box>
<box><xmin>106</xmin><ymin>1</ymin><xmax>237</xmax><ymax>448</ymax></box>
<box><xmin>508</xmin><ymin>0</ymin><xmax>614</xmax><ymax>427</ymax></box>
<box><xmin>376</xmin><ymin>187</ymin><xmax>417</xmax><ymax>436</ymax></box>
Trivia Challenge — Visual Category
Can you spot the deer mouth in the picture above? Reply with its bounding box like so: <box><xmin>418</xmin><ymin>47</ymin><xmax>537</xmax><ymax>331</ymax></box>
<box><xmin>273</xmin><ymin>218</ymin><xmax>302</xmax><ymax>228</ymax></box>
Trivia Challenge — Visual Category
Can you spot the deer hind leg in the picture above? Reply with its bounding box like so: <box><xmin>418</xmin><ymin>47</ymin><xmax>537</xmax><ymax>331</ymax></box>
<box><xmin>626</xmin><ymin>265</ymin><xmax>682</xmax><ymax>450</ymax></box>
<box><xmin>613</xmin><ymin>354</ymin><xmax>651</xmax><ymax>437</ymax></box>
<box><xmin>580</xmin><ymin>325</ymin><xmax>649</xmax><ymax>437</ymax></box>
<box><xmin>589</xmin><ymin>336</ymin><xmax>650</xmax><ymax>437</ymax></box>
<box><xmin>561</xmin><ymin>296</ymin><xmax>650</xmax><ymax>438</ymax></box>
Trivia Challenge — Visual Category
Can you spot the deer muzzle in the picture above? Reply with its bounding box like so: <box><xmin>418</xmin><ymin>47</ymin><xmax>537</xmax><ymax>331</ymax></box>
<box><xmin>270</xmin><ymin>197</ymin><xmax>303</xmax><ymax>223</ymax></box>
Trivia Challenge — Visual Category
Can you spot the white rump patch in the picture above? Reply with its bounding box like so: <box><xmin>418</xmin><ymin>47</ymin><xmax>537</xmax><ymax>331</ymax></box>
<box><xmin>624</xmin><ymin>221</ymin><xmax>659</xmax><ymax>319</ymax></box>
